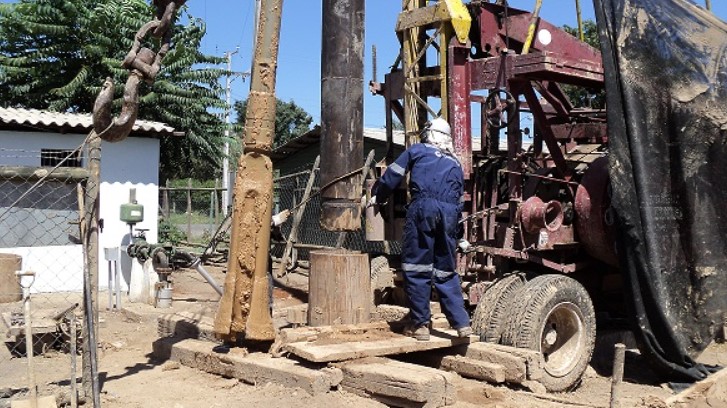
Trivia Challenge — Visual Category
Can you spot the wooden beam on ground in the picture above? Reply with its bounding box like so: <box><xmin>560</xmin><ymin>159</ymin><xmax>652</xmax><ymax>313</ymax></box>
<box><xmin>153</xmin><ymin>337</ymin><xmax>342</xmax><ymax>396</ymax></box>
<box><xmin>666</xmin><ymin>367</ymin><xmax>727</xmax><ymax>408</ymax></box>
<box><xmin>440</xmin><ymin>355</ymin><xmax>506</xmax><ymax>384</ymax></box>
<box><xmin>463</xmin><ymin>342</ymin><xmax>544</xmax><ymax>381</ymax></box>
<box><xmin>337</xmin><ymin>357</ymin><xmax>457</xmax><ymax>408</ymax></box>
<box><xmin>283</xmin><ymin>328</ymin><xmax>478</xmax><ymax>363</ymax></box>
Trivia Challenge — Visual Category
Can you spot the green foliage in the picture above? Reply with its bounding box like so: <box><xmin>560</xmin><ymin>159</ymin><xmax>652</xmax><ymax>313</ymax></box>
<box><xmin>158</xmin><ymin>217</ymin><xmax>186</xmax><ymax>245</ymax></box>
<box><xmin>169</xmin><ymin>178</ymin><xmax>218</xmax><ymax>212</ymax></box>
<box><xmin>233</xmin><ymin>98</ymin><xmax>313</xmax><ymax>148</ymax></box>
<box><xmin>0</xmin><ymin>0</ymin><xmax>228</xmax><ymax>181</ymax></box>
<box><xmin>561</xmin><ymin>20</ymin><xmax>606</xmax><ymax>109</ymax></box>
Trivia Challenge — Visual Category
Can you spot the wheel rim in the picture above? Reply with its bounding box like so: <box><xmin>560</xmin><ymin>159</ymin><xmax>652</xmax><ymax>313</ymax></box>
<box><xmin>538</xmin><ymin>302</ymin><xmax>585</xmax><ymax>378</ymax></box>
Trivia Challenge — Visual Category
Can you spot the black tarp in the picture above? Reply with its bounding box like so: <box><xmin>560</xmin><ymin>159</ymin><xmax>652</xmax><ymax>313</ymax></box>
<box><xmin>594</xmin><ymin>0</ymin><xmax>727</xmax><ymax>380</ymax></box>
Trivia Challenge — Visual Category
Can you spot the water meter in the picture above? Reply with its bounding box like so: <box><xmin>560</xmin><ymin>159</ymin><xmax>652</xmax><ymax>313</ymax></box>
<box><xmin>120</xmin><ymin>188</ymin><xmax>144</xmax><ymax>225</ymax></box>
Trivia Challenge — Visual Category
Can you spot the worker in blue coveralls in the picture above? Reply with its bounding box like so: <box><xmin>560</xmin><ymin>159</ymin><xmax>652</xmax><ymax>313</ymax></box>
<box><xmin>367</xmin><ymin>117</ymin><xmax>473</xmax><ymax>341</ymax></box>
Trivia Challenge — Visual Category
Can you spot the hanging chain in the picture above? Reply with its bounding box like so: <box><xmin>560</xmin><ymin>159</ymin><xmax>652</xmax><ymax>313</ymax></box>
<box><xmin>92</xmin><ymin>0</ymin><xmax>187</xmax><ymax>142</ymax></box>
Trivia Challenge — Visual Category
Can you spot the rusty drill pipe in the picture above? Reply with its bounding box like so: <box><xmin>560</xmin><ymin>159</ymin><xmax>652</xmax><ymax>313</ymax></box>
<box><xmin>213</xmin><ymin>0</ymin><xmax>283</xmax><ymax>342</ymax></box>
<box><xmin>319</xmin><ymin>0</ymin><xmax>365</xmax><ymax>231</ymax></box>
<box><xmin>610</xmin><ymin>343</ymin><xmax>626</xmax><ymax>408</ymax></box>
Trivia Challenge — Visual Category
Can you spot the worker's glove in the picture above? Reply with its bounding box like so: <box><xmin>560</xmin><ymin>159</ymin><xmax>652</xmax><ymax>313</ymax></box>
<box><xmin>365</xmin><ymin>195</ymin><xmax>378</xmax><ymax>208</ymax></box>
<box><xmin>457</xmin><ymin>239</ymin><xmax>472</xmax><ymax>253</ymax></box>
<box><xmin>272</xmin><ymin>209</ymin><xmax>291</xmax><ymax>227</ymax></box>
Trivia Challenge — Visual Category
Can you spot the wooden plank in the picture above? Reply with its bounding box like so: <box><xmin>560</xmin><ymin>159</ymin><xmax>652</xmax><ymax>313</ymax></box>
<box><xmin>441</xmin><ymin>355</ymin><xmax>506</xmax><ymax>383</ymax></box>
<box><xmin>269</xmin><ymin>321</ymin><xmax>394</xmax><ymax>357</ymax></box>
<box><xmin>284</xmin><ymin>328</ymin><xmax>478</xmax><ymax>363</ymax></box>
<box><xmin>463</xmin><ymin>342</ymin><xmax>527</xmax><ymax>382</ymax></box>
<box><xmin>153</xmin><ymin>337</ymin><xmax>342</xmax><ymax>396</ymax></box>
<box><xmin>666</xmin><ymin>367</ymin><xmax>727</xmax><ymax>407</ymax></box>
<box><xmin>338</xmin><ymin>357</ymin><xmax>457</xmax><ymax>408</ymax></box>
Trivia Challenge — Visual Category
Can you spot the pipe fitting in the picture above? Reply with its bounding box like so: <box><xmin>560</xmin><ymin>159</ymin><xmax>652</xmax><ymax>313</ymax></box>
<box><xmin>521</xmin><ymin>196</ymin><xmax>564</xmax><ymax>234</ymax></box>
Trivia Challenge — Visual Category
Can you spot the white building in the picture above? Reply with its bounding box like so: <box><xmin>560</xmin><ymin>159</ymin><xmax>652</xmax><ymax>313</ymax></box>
<box><xmin>0</xmin><ymin>107</ymin><xmax>177</xmax><ymax>294</ymax></box>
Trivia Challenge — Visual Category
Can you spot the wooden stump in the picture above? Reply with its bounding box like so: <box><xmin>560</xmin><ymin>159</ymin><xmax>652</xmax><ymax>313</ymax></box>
<box><xmin>308</xmin><ymin>250</ymin><xmax>371</xmax><ymax>327</ymax></box>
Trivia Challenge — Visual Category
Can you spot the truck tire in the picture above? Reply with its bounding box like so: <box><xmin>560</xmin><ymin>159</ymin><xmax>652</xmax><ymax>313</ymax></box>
<box><xmin>502</xmin><ymin>274</ymin><xmax>596</xmax><ymax>392</ymax></box>
<box><xmin>472</xmin><ymin>272</ymin><xmax>526</xmax><ymax>343</ymax></box>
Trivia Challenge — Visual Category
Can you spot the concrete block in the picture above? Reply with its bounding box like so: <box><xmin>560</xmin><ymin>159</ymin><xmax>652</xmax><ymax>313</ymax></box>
<box><xmin>157</xmin><ymin>311</ymin><xmax>219</xmax><ymax>343</ymax></box>
<box><xmin>153</xmin><ymin>337</ymin><xmax>342</xmax><ymax>396</ymax></box>
<box><xmin>440</xmin><ymin>355</ymin><xmax>506</xmax><ymax>383</ymax></box>
<box><xmin>339</xmin><ymin>357</ymin><xmax>457</xmax><ymax>408</ymax></box>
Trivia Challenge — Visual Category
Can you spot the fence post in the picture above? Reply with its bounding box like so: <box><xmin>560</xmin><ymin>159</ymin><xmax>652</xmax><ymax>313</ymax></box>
<box><xmin>187</xmin><ymin>178</ymin><xmax>192</xmax><ymax>241</ymax></box>
<box><xmin>163</xmin><ymin>179</ymin><xmax>170</xmax><ymax>219</ymax></box>
<box><xmin>277</xmin><ymin>156</ymin><xmax>320</xmax><ymax>278</ymax></box>
<box><xmin>214</xmin><ymin>179</ymin><xmax>220</xmax><ymax>223</ymax></box>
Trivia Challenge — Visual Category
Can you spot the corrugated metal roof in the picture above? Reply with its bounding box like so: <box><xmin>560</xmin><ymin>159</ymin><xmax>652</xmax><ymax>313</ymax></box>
<box><xmin>269</xmin><ymin>125</ymin><xmax>486</xmax><ymax>161</ymax></box>
<box><xmin>0</xmin><ymin>107</ymin><xmax>177</xmax><ymax>136</ymax></box>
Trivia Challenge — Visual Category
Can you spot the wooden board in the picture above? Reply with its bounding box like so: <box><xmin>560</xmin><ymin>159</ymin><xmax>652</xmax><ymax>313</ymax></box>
<box><xmin>666</xmin><ymin>367</ymin><xmax>727</xmax><ymax>407</ymax></box>
<box><xmin>153</xmin><ymin>337</ymin><xmax>342</xmax><ymax>396</ymax></box>
<box><xmin>284</xmin><ymin>328</ymin><xmax>478</xmax><ymax>363</ymax></box>
<box><xmin>339</xmin><ymin>357</ymin><xmax>457</xmax><ymax>408</ymax></box>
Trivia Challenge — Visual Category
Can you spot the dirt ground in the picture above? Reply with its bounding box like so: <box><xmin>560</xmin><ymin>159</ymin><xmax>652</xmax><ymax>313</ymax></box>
<box><xmin>2</xmin><ymin>264</ymin><xmax>727</xmax><ymax>408</ymax></box>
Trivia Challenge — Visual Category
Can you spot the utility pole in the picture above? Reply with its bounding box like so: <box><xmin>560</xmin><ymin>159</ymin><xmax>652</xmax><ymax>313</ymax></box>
<box><xmin>222</xmin><ymin>47</ymin><xmax>240</xmax><ymax>216</ymax></box>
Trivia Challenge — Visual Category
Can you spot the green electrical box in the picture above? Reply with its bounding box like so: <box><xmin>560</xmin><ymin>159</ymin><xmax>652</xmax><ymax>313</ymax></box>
<box><xmin>120</xmin><ymin>202</ymin><xmax>144</xmax><ymax>224</ymax></box>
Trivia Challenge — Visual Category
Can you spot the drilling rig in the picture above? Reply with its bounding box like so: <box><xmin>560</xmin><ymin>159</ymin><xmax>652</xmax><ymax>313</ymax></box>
<box><xmin>368</xmin><ymin>0</ymin><xmax>727</xmax><ymax>391</ymax></box>
<box><xmin>209</xmin><ymin>0</ymin><xmax>727</xmax><ymax>392</ymax></box>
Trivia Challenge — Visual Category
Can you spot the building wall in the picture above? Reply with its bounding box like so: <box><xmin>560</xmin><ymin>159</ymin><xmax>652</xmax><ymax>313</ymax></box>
<box><xmin>0</xmin><ymin>130</ymin><xmax>160</xmax><ymax>293</ymax></box>
<box><xmin>275</xmin><ymin>139</ymin><xmax>403</xmax><ymax>176</ymax></box>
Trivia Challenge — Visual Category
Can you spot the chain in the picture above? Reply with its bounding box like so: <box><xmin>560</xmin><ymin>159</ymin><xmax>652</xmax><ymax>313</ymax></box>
<box><xmin>92</xmin><ymin>1</ymin><xmax>187</xmax><ymax>142</ymax></box>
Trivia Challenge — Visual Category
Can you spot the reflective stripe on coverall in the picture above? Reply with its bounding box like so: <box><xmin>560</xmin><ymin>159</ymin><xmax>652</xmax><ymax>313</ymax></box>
<box><xmin>375</xmin><ymin>143</ymin><xmax>470</xmax><ymax>329</ymax></box>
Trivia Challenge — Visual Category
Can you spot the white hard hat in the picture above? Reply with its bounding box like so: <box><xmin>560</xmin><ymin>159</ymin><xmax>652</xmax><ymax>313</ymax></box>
<box><xmin>422</xmin><ymin>117</ymin><xmax>454</xmax><ymax>154</ymax></box>
<box><xmin>428</xmin><ymin>117</ymin><xmax>451</xmax><ymax>137</ymax></box>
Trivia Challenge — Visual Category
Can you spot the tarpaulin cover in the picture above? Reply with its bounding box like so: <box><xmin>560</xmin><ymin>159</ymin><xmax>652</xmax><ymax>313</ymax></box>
<box><xmin>594</xmin><ymin>0</ymin><xmax>727</xmax><ymax>380</ymax></box>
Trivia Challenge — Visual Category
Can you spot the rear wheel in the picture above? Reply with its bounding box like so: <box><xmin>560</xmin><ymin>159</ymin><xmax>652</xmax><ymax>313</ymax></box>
<box><xmin>472</xmin><ymin>272</ymin><xmax>527</xmax><ymax>343</ymax></box>
<box><xmin>502</xmin><ymin>274</ymin><xmax>596</xmax><ymax>392</ymax></box>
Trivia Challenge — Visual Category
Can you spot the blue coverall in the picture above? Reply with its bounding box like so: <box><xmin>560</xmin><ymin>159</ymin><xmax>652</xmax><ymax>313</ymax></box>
<box><xmin>374</xmin><ymin>143</ymin><xmax>470</xmax><ymax>330</ymax></box>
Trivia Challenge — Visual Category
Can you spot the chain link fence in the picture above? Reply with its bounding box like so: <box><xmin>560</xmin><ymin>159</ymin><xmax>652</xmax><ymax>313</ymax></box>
<box><xmin>159</xmin><ymin>180</ymin><xmax>225</xmax><ymax>245</ymax></box>
<box><xmin>0</xmin><ymin>146</ymin><xmax>86</xmax><ymax>396</ymax></box>
<box><xmin>191</xmin><ymin>159</ymin><xmax>401</xmax><ymax>268</ymax></box>
<box><xmin>271</xmin><ymin>161</ymin><xmax>400</xmax><ymax>265</ymax></box>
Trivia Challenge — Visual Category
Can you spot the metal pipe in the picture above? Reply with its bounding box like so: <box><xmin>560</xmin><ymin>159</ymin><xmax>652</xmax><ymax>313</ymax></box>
<box><xmin>214</xmin><ymin>0</ymin><xmax>282</xmax><ymax>342</ymax></box>
<box><xmin>522</xmin><ymin>0</ymin><xmax>543</xmax><ymax>54</ymax></box>
<box><xmin>319</xmin><ymin>0</ymin><xmax>365</xmax><ymax>231</ymax></box>
<box><xmin>70</xmin><ymin>311</ymin><xmax>78</xmax><ymax>408</ymax></box>
<box><xmin>706</xmin><ymin>0</ymin><xmax>712</xmax><ymax>11</ymax></box>
<box><xmin>191</xmin><ymin>258</ymin><xmax>224</xmax><ymax>297</ymax></box>
<box><xmin>610</xmin><ymin>343</ymin><xmax>626</xmax><ymax>408</ymax></box>
<box><xmin>17</xmin><ymin>270</ymin><xmax>37</xmax><ymax>406</ymax></box>
<box><xmin>575</xmin><ymin>0</ymin><xmax>584</xmax><ymax>42</ymax></box>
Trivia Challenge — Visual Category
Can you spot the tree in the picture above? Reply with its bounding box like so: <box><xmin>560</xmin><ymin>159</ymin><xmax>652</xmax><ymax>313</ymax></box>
<box><xmin>562</xmin><ymin>20</ymin><xmax>606</xmax><ymax>109</ymax></box>
<box><xmin>233</xmin><ymin>98</ymin><xmax>313</xmax><ymax>148</ymax></box>
<box><xmin>0</xmin><ymin>0</ymin><xmax>228</xmax><ymax>181</ymax></box>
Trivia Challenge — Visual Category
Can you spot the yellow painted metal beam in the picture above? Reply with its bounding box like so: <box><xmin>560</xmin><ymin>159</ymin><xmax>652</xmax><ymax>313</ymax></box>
<box><xmin>396</xmin><ymin>0</ymin><xmax>471</xmax><ymax>45</ymax></box>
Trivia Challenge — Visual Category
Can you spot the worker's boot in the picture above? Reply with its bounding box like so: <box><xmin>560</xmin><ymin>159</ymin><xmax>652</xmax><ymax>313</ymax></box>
<box><xmin>456</xmin><ymin>326</ymin><xmax>473</xmax><ymax>338</ymax></box>
<box><xmin>403</xmin><ymin>325</ymin><xmax>430</xmax><ymax>341</ymax></box>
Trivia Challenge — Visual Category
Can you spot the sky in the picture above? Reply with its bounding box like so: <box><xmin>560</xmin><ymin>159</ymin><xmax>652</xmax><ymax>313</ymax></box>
<box><xmin>189</xmin><ymin>0</ymin><xmax>727</xmax><ymax>129</ymax></box>
<box><xmin>1</xmin><ymin>0</ymin><xmax>726</xmax><ymax>128</ymax></box>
